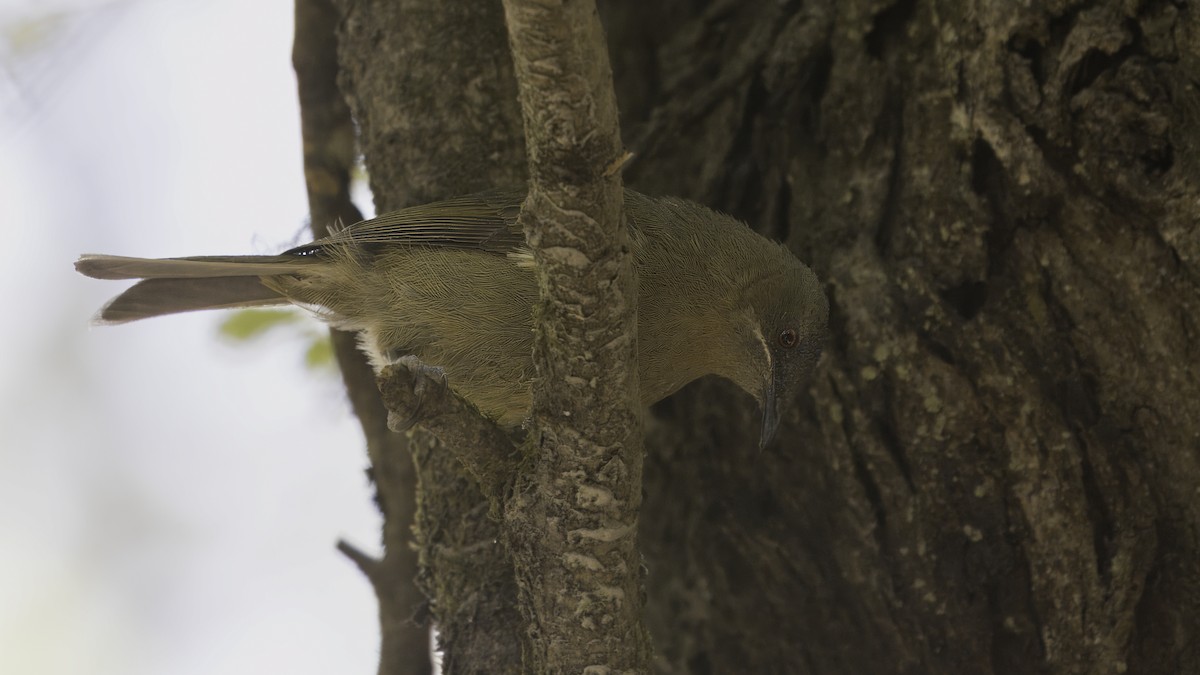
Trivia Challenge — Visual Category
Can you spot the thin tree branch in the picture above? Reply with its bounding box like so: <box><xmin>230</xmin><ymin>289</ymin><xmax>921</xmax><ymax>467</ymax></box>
<box><xmin>501</xmin><ymin>0</ymin><xmax>650</xmax><ymax>671</ymax></box>
<box><xmin>337</xmin><ymin>538</ymin><xmax>383</xmax><ymax>582</ymax></box>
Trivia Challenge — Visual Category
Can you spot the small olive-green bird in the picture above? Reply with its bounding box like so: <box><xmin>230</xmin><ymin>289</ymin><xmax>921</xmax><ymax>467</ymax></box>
<box><xmin>77</xmin><ymin>190</ymin><xmax>827</xmax><ymax>445</ymax></box>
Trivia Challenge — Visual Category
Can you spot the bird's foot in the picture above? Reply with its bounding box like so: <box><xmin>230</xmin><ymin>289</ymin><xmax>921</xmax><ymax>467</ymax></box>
<box><xmin>377</xmin><ymin>355</ymin><xmax>450</xmax><ymax>432</ymax></box>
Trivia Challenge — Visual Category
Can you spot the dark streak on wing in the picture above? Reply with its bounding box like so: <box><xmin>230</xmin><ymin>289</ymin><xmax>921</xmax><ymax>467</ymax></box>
<box><xmin>284</xmin><ymin>191</ymin><xmax>526</xmax><ymax>257</ymax></box>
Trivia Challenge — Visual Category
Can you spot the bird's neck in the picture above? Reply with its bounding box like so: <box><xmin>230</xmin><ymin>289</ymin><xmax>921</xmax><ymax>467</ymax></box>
<box><xmin>634</xmin><ymin>224</ymin><xmax>760</xmax><ymax>406</ymax></box>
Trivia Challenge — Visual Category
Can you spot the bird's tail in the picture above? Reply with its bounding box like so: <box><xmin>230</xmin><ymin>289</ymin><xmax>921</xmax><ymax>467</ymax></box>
<box><xmin>75</xmin><ymin>254</ymin><xmax>317</xmax><ymax>324</ymax></box>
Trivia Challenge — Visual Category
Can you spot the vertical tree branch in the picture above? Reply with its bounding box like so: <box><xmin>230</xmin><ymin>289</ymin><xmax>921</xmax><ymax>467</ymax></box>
<box><xmin>501</xmin><ymin>1</ymin><xmax>649</xmax><ymax>671</ymax></box>
<box><xmin>292</xmin><ymin>2</ymin><xmax>430</xmax><ymax>674</ymax></box>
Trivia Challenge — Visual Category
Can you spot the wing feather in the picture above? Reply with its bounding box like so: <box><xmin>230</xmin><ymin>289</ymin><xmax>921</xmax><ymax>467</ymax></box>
<box><xmin>286</xmin><ymin>191</ymin><xmax>526</xmax><ymax>256</ymax></box>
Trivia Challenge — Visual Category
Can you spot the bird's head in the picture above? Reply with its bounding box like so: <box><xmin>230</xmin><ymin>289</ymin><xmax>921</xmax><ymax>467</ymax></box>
<box><xmin>725</xmin><ymin>257</ymin><xmax>828</xmax><ymax>449</ymax></box>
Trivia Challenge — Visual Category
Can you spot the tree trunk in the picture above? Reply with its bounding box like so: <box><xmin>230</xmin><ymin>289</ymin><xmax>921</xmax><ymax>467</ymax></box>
<box><xmin>328</xmin><ymin>0</ymin><xmax>1200</xmax><ymax>672</ymax></box>
<box><xmin>612</xmin><ymin>1</ymin><xmax>1199</xmax><ymax>673</ymax></box>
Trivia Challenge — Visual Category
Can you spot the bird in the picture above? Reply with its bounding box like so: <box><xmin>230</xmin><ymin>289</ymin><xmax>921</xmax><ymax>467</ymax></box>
<box><xmin>76</xmin><ymin>189</ymin><xmax>828</xmax><ymax>445</ymax></box>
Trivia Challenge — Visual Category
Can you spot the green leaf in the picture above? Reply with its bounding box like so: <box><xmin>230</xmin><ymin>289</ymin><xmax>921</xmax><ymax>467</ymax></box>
<box><xmin>6</xmin><ymin>14</ymin><xmax>64</xmax><ymax>58</ymax></box>
<box><xmin>305</xmin><ymin>336</ymin><xmax>334</xmax><ymax>369</ymax></box>
<box><xmin>218</xmin><ymin>309</ymin><xmax>301</xmax><ymax>341</ymax></box>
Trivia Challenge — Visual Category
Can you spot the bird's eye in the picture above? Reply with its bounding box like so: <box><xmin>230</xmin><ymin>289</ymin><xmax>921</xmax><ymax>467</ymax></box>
<box><xmin>778</xmin><ymin>328</ymin><xmax>799</xmax><ymax>349</ymax></box>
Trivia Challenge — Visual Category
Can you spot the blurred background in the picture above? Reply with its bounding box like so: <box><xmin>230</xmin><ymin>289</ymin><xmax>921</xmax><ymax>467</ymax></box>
<box><xmin>0</xmin><ymin>0</ymin><xmax>385</xmax><ymax>672</ymax></box>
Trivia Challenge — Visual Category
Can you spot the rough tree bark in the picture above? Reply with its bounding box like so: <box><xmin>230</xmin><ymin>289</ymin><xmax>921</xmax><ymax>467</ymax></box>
<box><xmin>501</xmin><ymin>0</ymin><xmax>649</xmax><ymax>671</ymax></box>
<box><xmin>319</xmin><ymin>0</ymin><xmax>1199</xmax><ymax>673</ymax></box>
<box><xmin>609</xmin><ymin>1</ymin><xmax>1199</xmax><ymax>673</ymax></box>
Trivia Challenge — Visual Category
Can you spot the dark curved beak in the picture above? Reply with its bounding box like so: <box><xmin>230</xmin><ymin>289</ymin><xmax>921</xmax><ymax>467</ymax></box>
<box><xmin>759</xmin><ymin>375</ymin><xmax>779</xmax><ymax>450</ymax></box>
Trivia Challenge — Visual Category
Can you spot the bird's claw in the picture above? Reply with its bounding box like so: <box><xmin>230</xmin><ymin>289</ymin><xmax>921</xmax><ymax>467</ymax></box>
<box><xmin>379</xmin><ymin>355</ymin><xmax>449</xmax><ymax>432</ymax></box>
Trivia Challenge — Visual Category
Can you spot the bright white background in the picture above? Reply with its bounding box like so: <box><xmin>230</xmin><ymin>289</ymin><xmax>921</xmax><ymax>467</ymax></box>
<box><xmin>0</xmin><ymin>1</ymin><xmax>385</xmax><ymax>673</ymax></box>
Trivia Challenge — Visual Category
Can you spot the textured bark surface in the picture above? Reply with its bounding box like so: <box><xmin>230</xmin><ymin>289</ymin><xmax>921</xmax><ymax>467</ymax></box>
<box><xmin>502</xmin><ymin>0</ymin><xmax>649</xmax><ymax>671</ymax></box>
<box><xmin>326</xmin><ymin>0</ymin><xmax>1199</xmax><ymax>672</ymax></box>
<box><xmin>607</xmin><ymin>0</ymin><xmax>1200</xmax><ymax>673</ymax></box>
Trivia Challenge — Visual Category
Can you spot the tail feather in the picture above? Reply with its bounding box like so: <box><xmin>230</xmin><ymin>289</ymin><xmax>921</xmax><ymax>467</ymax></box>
<box><xmin>97</xmin><ymin>277</ymin><xmax>288</xmax><ymax>324</ymax></box>
<box><xmin>76</xmin><ymin>253</ymin><xmax>316</xmax><ymax>324</ymax></box>
<box><xmin>75</xmin><ymin>254</ymin><xmax>312</xmax><ymax>281</ymax></box>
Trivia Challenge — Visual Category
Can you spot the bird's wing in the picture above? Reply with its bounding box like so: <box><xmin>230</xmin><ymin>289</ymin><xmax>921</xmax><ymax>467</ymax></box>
<box><xmin>287</xmin><ymin>191</ymin><xmax>526</xmax><ymax>257</ymax></box>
